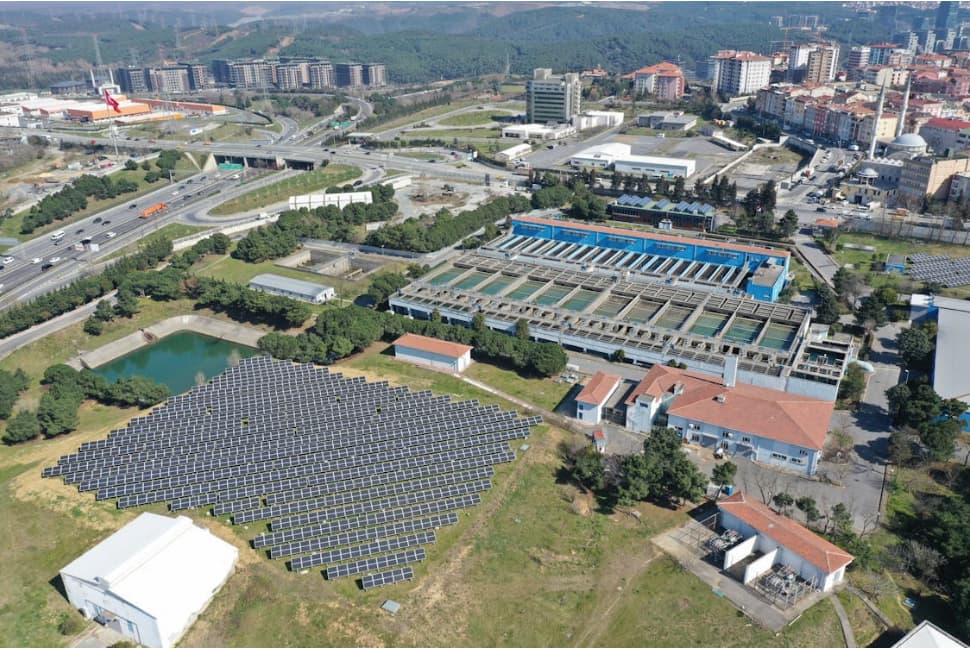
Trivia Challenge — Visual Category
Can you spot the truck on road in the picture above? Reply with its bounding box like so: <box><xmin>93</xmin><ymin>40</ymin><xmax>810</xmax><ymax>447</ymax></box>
<box><xmin>140</xmin><ymin>202</ymin><xmax>167</xmax><ymax>219</ymax></box>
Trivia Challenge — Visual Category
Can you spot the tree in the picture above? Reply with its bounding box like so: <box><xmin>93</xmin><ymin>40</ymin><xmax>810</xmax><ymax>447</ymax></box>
<box><xmin>832</xmin><ymin>267</ymin><xmax>864</xmax><ymax>307</ymax></box>
<box><xmin>889</xmin><ymin>429</ymin><xmax>914</xmax><ymax>466</ymax></box>
<box><xmin>837</xmin><ymin>363</ymin><xmax>866</xmax><ymax>406</ymax></box>
<box><xmin>855</xmin><ymin>295</ymin><xmax>888</xmax><ymax>327</ymax></box>
<box><xmin>471</xmin><ymin>312</ymin><xmax>486</xmax><ymax>332</ymax></box>
<box><xmin>526</xmin><ymin>343</ymin><xmax>568</xmax><ymax>377</ymax></box>
<box><xmin>711</xmin><ymin>461</ymin><xmax>737</xmax><ymax>498</ymax></box>
<box><xmin>114</xmin><ymin>290</ymin><xmax>140</xmax><ymax>318</ymax></box>
<box><xmin>573</xmin><ymin>444</ymin><xmax>606</xmax><ymax>492</ymax></box>
<box><xmin>897</xmin><ymin>326</ymin><xmax>935</xmax><ymax>370</ymax></box>
<box><xmin>618</xmin><ymin>427</ymin><xmax>707</xmax><ymax>506</ymax></box>
<box><xmin>795</xmin><ymin>496</ymin><xmax>821</xmax><ymax>526</ymax></box>
<box><xmin>366</xmin><ymin>272</ymin><xmax>409</xmax><ymax>306</ymax></box>
<box><xmin>94</xmin><ymin>299</ymin><xmax>115</xmax><ymax>322</ymax></box>
<box><xmin>777</xmin><ymin>209</ymin><xmax>799</xmax><ymax>238</ymax></box>
<box><xmin>829</xmin><ymin>502</ymin><xmax>854</xmax><ymax>538</ymax></box>
<box><xmin>3</xmin><ymin>410</ymin><xmax>40</xmax><ymax>444</ymax></box>
<box><xmin>82</xmin><ymin>317</ymin><xmax>104</xmax><ymax>336</ymax></box>
<box><xmin>772</xmin><ymin>492</ymin><xmax>795</xmax><ymax>515</ymax></box>
<box><xmin>887</xmin><ymin>380</ymin><xmax>943</xmax><ymax>429</ymax></box>
<box><xmin>813</xmin><ymin>281</ymin><xmax>840</xmax><ymax>324</ymax></box>
<box><xmin>37</xmin><ymin>393</ymin><xmax>80</xmax><ymax>437</ymax></box>
<box><xmin>920</xmin><ymin>417</ymin><xmax>961</xmax><ymax>462</ymax></box>
<box><xmin>124</xmin><ymin>159</ymin><xmax>138</xmax><ymax>171</ymax></box>
<box><xmin>515</xmin><ymin>318</ymin><xmax>530</xmax><ymax>340</ymax></box>
<box><xmin>610</xmin><ymin>348</ymin><xmax>626</xmax><ymax>362</ymax></box>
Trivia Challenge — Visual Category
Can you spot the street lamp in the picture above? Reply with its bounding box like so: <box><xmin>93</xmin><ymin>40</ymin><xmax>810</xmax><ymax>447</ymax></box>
<box><xmin>901</xmin><ymin>368</ymin><xmax>910</xmax><ymax>384</ymax></box>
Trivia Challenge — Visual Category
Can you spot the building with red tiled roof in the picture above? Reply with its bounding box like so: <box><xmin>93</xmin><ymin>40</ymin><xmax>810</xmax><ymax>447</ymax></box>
<box><xmin>625</xmin><ymin>363</ymin><xmax>833</xmax><ymax>475</ymax></box>
<box><xmin>919</xmin><ymin>117</ymin><xmax>970</xmax><ymax>155</ymax></box>
<box><xmin>717</xmin><ymin>491</ymin><xmax>854</xmax><ymax>592</ymax></box>
<box><xmin>393</xmin><ymin>333</ymin><xmax>473</xmax><ymax>372</ymax></box>
<box><xmin>575</xmin><ymin>371</ymin><xmax>622</xmax><ymax>425</ymax></box>
<box><xmin>625</xmin><ymin>62</ymin><xmax>685</xmax><ymax>100</ymax></box>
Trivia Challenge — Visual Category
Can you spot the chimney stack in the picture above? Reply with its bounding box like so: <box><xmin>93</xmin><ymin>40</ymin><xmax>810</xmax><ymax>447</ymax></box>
<box><xmin>723</xmin><ymin>355</ymin><xmax>739</xmax><ymax>388</ymax></box>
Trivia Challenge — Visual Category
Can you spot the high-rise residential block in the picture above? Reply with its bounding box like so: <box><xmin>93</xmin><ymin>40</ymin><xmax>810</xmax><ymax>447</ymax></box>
<box><xmin>335</xmin><ymin>63</ymin><xmax>364</xmax><ymax>88</ymax></box>
<box><xmin>363</xmin><ymin>63</ymin><xmax>387</xmax><ymax>87</ymax></box>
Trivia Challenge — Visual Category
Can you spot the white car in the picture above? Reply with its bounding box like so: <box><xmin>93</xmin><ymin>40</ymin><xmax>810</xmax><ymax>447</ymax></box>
<box><xmin>105</xmin><ymin>231</ymin><xmax>117</xmax><ymax>239</ymax></box>
<box><xmin>48</xmin><ymin>256</ymin><xmax>61</xmax><ymax>264</ymax></box>
<box><xmin>31</xmin><ymin>257</ymin><xmax>42</xmax><ymax>264</ymax></box>
<box><xmin>2</xmin><ymin>256</ymin><xmax>13</xmax><ymax>264</ymax></box>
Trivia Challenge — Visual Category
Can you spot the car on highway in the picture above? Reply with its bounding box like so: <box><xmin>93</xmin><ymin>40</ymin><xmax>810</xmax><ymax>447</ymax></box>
<box><xmin>75</xmin><ymin>227</ymin><xmax>84</xmax><ymax>234</ymax></box>
<box><xmin>31</xmin><ymin>257</ymin><xmax>42</xmax><ymax>264</ymax></box>
<box><xmin>41</xmin><ymin>262</ymin><xmax>53</xmax><ymax>271</ymax></box>
<box><xmin>105</xmin><ymin>231</ymin><xmax>117</xmax><ymax>239</ymax></box>
<box><xmin>49</xmin><ymin>256</ymin><xmax>61</xmax><ymax>264</ymax></box>
<box><xmin>93</xmin><ymin>217</ymin><xmax>102</xmax><ymax>224</ymax></box>
<box><xmin>102</xmin><ymin>220</ymin><xmax>111</xmax><ymax>226</ymax></box>
<box><xmin>129</xmin><ymin>203</ymin><xmax>138</xmax><ymax>209</ymax></box>
<box><xmin>2</xmin><ymin>256</ymin><xmax>13</xmax><ymax>265</ymax></box>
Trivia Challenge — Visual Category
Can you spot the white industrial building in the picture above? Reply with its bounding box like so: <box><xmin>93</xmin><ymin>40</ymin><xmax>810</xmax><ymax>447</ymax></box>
<box><xmin>572</xmin><ymin>110</ymin><xmax>624</xmax><ymax>131</ymax></box>
<box><xmin>60</xmin><ymin>513</ymin><xmax>238</xmax><ymax>648</ymax></box>
<box><xmin>393</xmin><ymin>332</ymin><xmax>472</xmax><ymax>372</ymax></box>
<box><xmin>717</xmin><ymin>492</ymin><xmax>854</xmax><ymax>592</ymax></box>
<box><xmin>248</xmin><ymin>273</ymin><xmax>335</xmax><ymax>304</ymax></box>
<box><xmin>893</xmin><ymin>621</ymin><xmax>967</xmax><ymax>648</ymax></box>
<box><xmin>289</xmin><ymin>190</ymin><xmax>373</xmax><ymax>210</ymax></box>
<box><xmin>501</xmin><ymin>123</ymin><xmax>576</xmax><ymax>140</ymax></box>
<box><xmin>613</xmin><ymin>154</ymin><xmax>696</xmax><ymax>178</ymax></box>
<box><xmin>569</xmin><ymin>142</ymin><xmax>633</xmax><ymax>168</ymax></box>
<box><xmin>910</xmin><ymin>293</ymin><xmax>970</xmax><ymax>405</ymax></box>
<box><xmin>575</xmin><ymin>371</ymin><xmax>621</xmax><ymax>425</ymax></box>
<box><xmin>495</xmin><ymin>143</ymin><xmax>532</xmax><ymax>164</ymax></box>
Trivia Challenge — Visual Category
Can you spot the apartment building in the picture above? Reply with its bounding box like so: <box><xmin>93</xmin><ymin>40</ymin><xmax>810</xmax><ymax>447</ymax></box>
<box><xmin>229</xmin><ymin>61</ymin><xmax>273</xmax><ymax>90</ymax></box>
<box><xmin>806</xmin><ymin>44</ymin><xmax>840</xmax><ymax>83</ymax></box>
<box><xmin>363</xmin><ymin>63</ymin><xmax>387</xmax><ymax>87</ymax></box>
<box><xmin>869</xmin><ymin>43</ymin><xmax>901</xmax><ymax>65</ymax></box>
<box><xmin>116</xmin><ymin>67</ymin><xmax>150</xmax><ymax>95</ymax></box>
<box><xmin>847</xmin><ymin>46</ymin><xmax>871</xmax><ymax>71</ymax></box>
<box><xmin>712</xmin><ymin>51</ymin><xmax>772</xmax><ymax>96</ymax></box>
<box><xmin>919</xmin><ymin>117</ymin><xmax>970</xmax><ymax>153</ymax></box>
<box><xmin>526</xmin><ymin>68</ymin><xmax>582</xmax><ymax>124</ymax></box>
<box><xmin>335</xmin><ymin>63</ymin><xmax>364</xmax><ymax>88</ymax></box>
<box><xmin>308</xmin><ymin>62</ymin><xmax>335</xmax><ymax>89</ymax></box>
<box><xmin>630</xmin><ymin>62</ymin><xmax>685</xmax><ymax>100</ymax></box>
<box><xmin>274</xmin><ymin>63</ymin><xmax>307</xmax><ymax>90</ymax></box>
<box><xmin>147</xmin><ymin>67</ymin><xmax>191</xmax><ymax>94</ymax></box>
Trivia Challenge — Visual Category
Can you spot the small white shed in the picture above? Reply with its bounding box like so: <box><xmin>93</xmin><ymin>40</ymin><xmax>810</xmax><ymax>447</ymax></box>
<box><xmin>60</xmin><ymin>513</ymin><xmax>238</xmax><ymax>648</ymax></box>
<box><xmin>393</xmin><ymin>333</ymin><xmax>473</xmax><ymax>372</ymax></box>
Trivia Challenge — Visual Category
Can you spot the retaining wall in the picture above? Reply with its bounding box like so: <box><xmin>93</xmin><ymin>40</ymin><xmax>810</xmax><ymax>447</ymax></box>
<box><xmin>71</xmin><ymin>315</ymin><xmax>265</xmax><ymax>370</ymax></box>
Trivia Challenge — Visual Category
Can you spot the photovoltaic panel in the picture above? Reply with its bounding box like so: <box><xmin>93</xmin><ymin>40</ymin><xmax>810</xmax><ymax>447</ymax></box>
<box><xmin>41</xmin><ymin>355</ymin><xmax>542</xmax><ymax>588</ymax></box>
<box><xmin>361</xmin><ymin>566</ymin><xmax>414</xmax><ymax>590</ymax></box>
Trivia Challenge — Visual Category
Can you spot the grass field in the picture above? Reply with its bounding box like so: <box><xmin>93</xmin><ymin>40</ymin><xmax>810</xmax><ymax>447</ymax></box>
<box><xmin>838</xmin><ymin>590</ymin><xmax>885</xmax><ymax>647</ymax></box>
<box><xmin>833</xmin><ymin>231</ymin><xmax>970</xmax><ymax>299</ymax></box>
<box><xmin>97</xmin><ymin>223</ymin><xmax>211</xmax><ymax>262</ymax></box>
<box><xmin>370</xmin><ymin>100</ymin><xmax>481</xmax><ymax>133</ymax></box>
<box><xmin>437</xmin><ymin>110</ymin><xmax>514</xmax><ymax>127</ymax></box>
<box><xmin>403</xmin><ymin>128</ymin><xmax>503</xmax><ymax>140</ymax></box>
<box><xmin>463</xmin><ymin>362</ymin><xmax>571</xmax><ymax>412</ymax></box>
<box><xmin>208</xmin><ymin>165</ymin><xmax>360</xmax><ymax>216</ymax></box>
<box><xmin>0</xmin><ymin>155</ymin><xmax>198</xmax><ymax>241</ymax></box>
<box><xmin>500</xmin><ymin>84</ymin><xmax>526</xmax><ymax>96</ymax></box>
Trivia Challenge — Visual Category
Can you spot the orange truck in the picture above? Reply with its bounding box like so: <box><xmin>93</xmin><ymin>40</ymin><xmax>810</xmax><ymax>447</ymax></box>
<box><xmin>139</xmin><ymin>202</ymin><xmax>167</xmax><ymax>219</ymax></box>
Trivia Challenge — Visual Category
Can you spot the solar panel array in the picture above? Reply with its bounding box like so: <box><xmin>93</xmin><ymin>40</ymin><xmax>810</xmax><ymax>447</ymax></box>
<box><xmin>43</xmin><ymin>356</ymin><xmax>541</xmax><ymax>590</ymax></box>
<box><xmin>907</xmin><ymin>253</ymin><xmax>970</xmax><ymax>287</ymax></box>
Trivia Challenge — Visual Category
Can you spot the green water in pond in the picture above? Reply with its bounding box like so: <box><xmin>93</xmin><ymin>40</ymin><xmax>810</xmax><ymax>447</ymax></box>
<box><xmin>93</xmin><ymin>331</ymin><xmax>259</xmax><ymax>396</ymax></box>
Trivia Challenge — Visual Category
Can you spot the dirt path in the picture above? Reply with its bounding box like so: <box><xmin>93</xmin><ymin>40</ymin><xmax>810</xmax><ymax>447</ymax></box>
<box><xmin>573</xmin><ymin>544</ymin><xmax>662</xmax><ymax>647</ymax></box>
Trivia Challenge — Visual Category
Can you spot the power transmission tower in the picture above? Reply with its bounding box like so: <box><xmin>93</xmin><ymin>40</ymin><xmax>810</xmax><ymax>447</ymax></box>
<box><xmin>20</xmin><ymin>29</ymin><xmax>34</xmax><ymax>89</ymax></box>
<box><xmin>92</xmin><ymin>33</ymin><xmax>103</xmax><ymax>67</ymax></box>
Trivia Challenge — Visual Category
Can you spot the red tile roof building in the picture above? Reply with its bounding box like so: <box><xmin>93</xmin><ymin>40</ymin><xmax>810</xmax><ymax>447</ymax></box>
<box><xmin>393</xmin><ymin>333</ymin><xmax>473</xmax><ymax>372</ymax></box>
<box><xmin>625</xmin><ymin>364</ymin><xmax>833</xmax><ymax>475</ymax></box>
<box><xmin>717</xmin><ymin>491</ymin><xmax>854</xmax><ymax>592</ymax></box>
<box><xmin>627</xmin><ymin>62</ymin><xmax>685</xmax><ymax>101</ymax></box>
<box><xmin>575</xmin><ymin>371</ymin><xmax>622</xmax><ymax>425</ymax></box>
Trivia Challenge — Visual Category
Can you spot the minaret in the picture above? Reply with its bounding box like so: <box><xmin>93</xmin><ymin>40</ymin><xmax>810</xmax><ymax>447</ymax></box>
<box><xmin>895</xmin><ymin>75</ymin><xmax>912</xmax><ymax>137</ymax></box>
<box><xmin>868</xmin><ymin>81</ymin><xmax>887</xmax><ymax>160</ymax></box>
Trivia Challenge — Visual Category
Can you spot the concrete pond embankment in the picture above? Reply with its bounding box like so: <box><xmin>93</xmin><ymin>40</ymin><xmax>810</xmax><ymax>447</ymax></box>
<box><xmin>68</xmin><ymin>315</ymin><xmax>265</xmax><ymax>370</ymax></box>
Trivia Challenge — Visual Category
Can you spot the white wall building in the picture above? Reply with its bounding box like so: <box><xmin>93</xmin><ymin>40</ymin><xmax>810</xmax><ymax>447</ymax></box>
<box><xmin>713</xmin><ymin>51</ymin><xmax>772</xmax><ymax>96</ymax></box>
<box><xmin>495</xmin><ymin>143</ymin><xmax>533</xmax><ymax>164</ymax></box>
<box><xmin>718</xmin><ymin>492</ymin><xmax>854</xmax><ymax>592</ymax></box>
<box><xmin>60</xmin><ymin>513</ymin><xmax>238</xmax><ymax>648</ymax></box>
<box><xmin>248</xmin><ymin>273</ymin><xmax>335</xmax><ymax>304</ymax></box>
<box><xmin>502</xmin><ymin>123</ymin><xmax>576</xmax><ymax>140</ymax></box>
<box><xmin>575</xmin><ymin>371</ymin><xmax>621</xmax><ymax>425</ymax></box>
<box><xmin>393</xmin><ymin>333</ymin><xmax>472</xmax><ymax>372</ymax></box>
<box><xmin>289</xmin><ymin>190</ymin><xmax>373</xmax><ymax>210</ymax></box>
<box><xmin>612</xmin><ymin>154</ymin><xmax>696</xmax><ymax>178</ymax></box>
<box><xmin>572</xmin><ymin>110</ymin><xmax>624</xmax><ymax>131</ymax></box>
<box><xmin>569</xmin><ymin>142</ymin><xmax>633</xmax><ymax>168</ymax></box>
